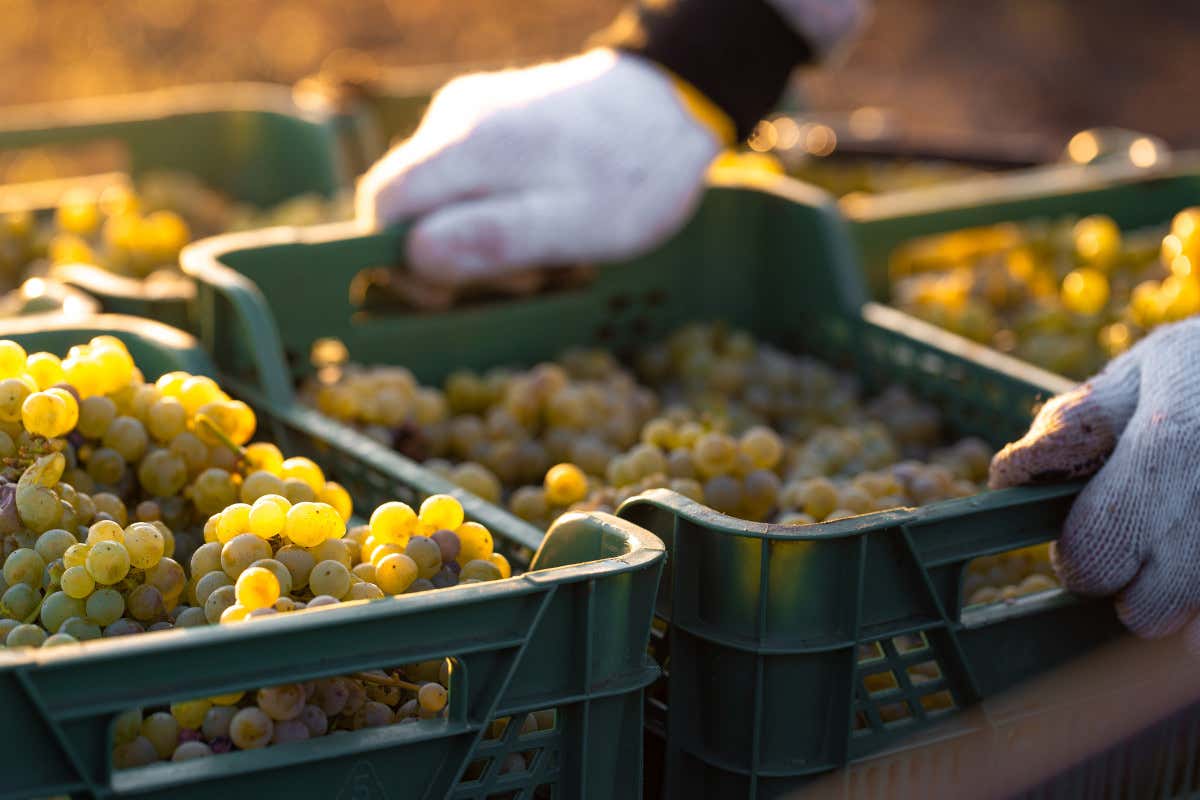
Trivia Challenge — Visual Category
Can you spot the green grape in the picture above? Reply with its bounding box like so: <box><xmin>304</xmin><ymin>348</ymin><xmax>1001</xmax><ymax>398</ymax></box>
<box><xmin>194</xmin><ymin>571</ymin><xmax>233</xmax><ymax>606</ymax></box>
<box><xmin>86</xmin><ymin>541</ymin><xmax>131</xmax><ymax>585</ymax></box>
<box><xmin>204</xmin><ymin>584</ymin><xmax>237</xmax><ymax>624</ymax></box>
<box><xmin>40</xmin><ymin>591</ymin><xmax>84</xmax><ymax>633</ymax></box>
<box><xmin>2</xmin><ymin>583</ymin><xmax>38</xmax><ymax>620</ymax></box>
<box><xmin>34</xmin><ymin>528</ymin><xmax>77</xmax><ymax>564</ymax></box>
<box><xmin>220</xmin><ymin>533</ymin><xmax>272</xmax><ymax>579</ymax></box>
<box><xmin>134</xmin><ymin>500</ymin><xmax>161</xmax><ymax>522</ymax></box>
<box><xmin>169</xmin><ymin>432</ymin><xmax>209</xmax><ymax>475</ymax></box>
<box><xmin>192</xmin><ymin>468</ymin><xmax>238</xmax><ymax>516</ymax></box>
<box><xmin>102</xmin><ymin>416</ymin><xmax>149</xmax><ymax>463</ymax></box>
<box><xmin>460</xmin><ymin>559</ymin><xmax>503</xmax><ymax>582</ymax></box>
<box><xmin>60</xmin><ymin>565</ymin><xmax>95</xmax><ymax>599</ymax></box>
<box><xmin>346</xmin><ymin>582</ymin><xmax>384</xmax><ymax>601</ymax></box>
<box><xmin>113</xmin><ymin>736</ymin><xmax>158</xmax><ymax>769</ymax></box>
<box><xmin>742</xmin><ymin>469</ymin><xmax>781</xmax><ymax>521</ymax></box>
<box><xmin>76</xmin><ymin>395</ymin><xmax>117</xmax><ymax>439</ymax></box>
<box><xmin>449</xmin><ymin>462</ymin><xmax>502</xmax><ymax>504</ymax></box>
<box><xmin>655</xmin><ymin>444</ymin><xmax>694</xmax><ymax>479</ymax></box>
<box><xmin>190</xmin><ymin>541</ymin><xmax>222</xmax><ymax>577</ymax></box>
<box><xmin>59</xmin><ymin>616</ymin><xmax>101</xmax><ymax>641</ymax></box>
<box><xmin>202</xmin><ymin>705</ymin><xmax>238</xmax><ymax>740</ymax></box>
<box><xmin>124</xmin><ymin>522</ymin><xmax>165</xmax><ymax>569</ymax></box>
<box><xmin>39</xmin><ymin>632</ymin><xmax>77</xmax><ymax>647</ymax></box>
<box><xmin>86</xmin><ymin>588</ymin><xmax>125</xmax><ymax>626</ymax></box>
<box><xmin>137</xmin><ymin>450</ymin><xmax>188</xmax><ymax>497</ymax></box>
<box><xmin>113</xmin><ymin>708</ymin><xmax>144</xmax><ymax>746</ymax></box>
<box><xmin>308</xmin><ymin>560</ymin><xmax>351</xmax><ymax>599</ymax></box>
<box><xmin>306</xmin><ymin>538</ymin><xmax>350</xmax><ymax>570</ymax></box>
<box><xmin>92</xmin><ymin>493</ymin><xmax>127</xmax><ymax>526</ymax></box>
<box><xmin>230</xmin><ymin>707</ymin><xmax>274</xmax><ymax>750</ymax></box>
<box><xmin>43</xmin><ymin>557</ymin><xmax>66</xmax><ymax>591</ymax></box>
<box><xmin>0</xmin><ymin>378</ymin><xmax>32</xmax><ymax>423</ymax></box>
<box><xmin>281</xmin><ymin>478</ymin><xmax>316</xmax><ymax>505</ymax></box>
<box><xmin>405</xmin><ymin>537</ymin><xmax>443</xmax><ymax>580</ymax></box>
<box><xmin>0</xmin><ymin>619</ymin><xmax>18</xmax><ymax>641</ymax></box>
<box><xmin>4</xmin><ymin>547</ymin><xmax>45</xmax><ymax>588</ymax></box>
<box><xmin>172</xmin><ymin>741</ymin><xmax>214</xmax><ymax>761</ymax></box>
<box><xmin>146</xmin><ymin>398</ymin><xmax>187</xmax><ymax>442</ymax></box>
<box><xmin>257</xmin><ymin>684</ymin><xmax>306</xmax><ymax>721</ymax></box>
<box><xmin>142</xmin><ymin>711</ymin><xmax>179</xmax><ymax>759</ymax></box>
<box><xmin>703</xmin><ymin>475</ymin><xmax>743</xmax><ymax>516</ymax></box>
<box><xmin>127</xmin><ymin>585</ymin><xmax>166</xmax><ymax>622</ymax></box>
<box><xmin>694</xmin><ymin>433</ymin><xmax>738</xmax><ymax>477</ymax></box>
<box><xmin>740</xmin><ymin>426</ymin><xmax>784</xmax><ymax>470</ymax></box>
<box><xmin>275</xmin><ymin>546</ymin><xmax>315</xmax><ymax>590</ymax></box>
<box><xmin>6</xmin><ymin>623</ymin><xmax>46</xmax><ymax>648</ymax></box>
<box><xmin>85</xmin><ymin>447</ymin><xmax>126</xmax><ymax>487</ymax></box>
<box><xmin>509</xmin><ymin>486</ymin><xmax>548</xmax><ymax>522</ymax></box>
<box><xmin>145</xmin><ymin>557</ymin><xmax>185</xmax><ymax>604</ymax></box>
<box><xmin>239</xmin><ymin>471</ymin><xmax>286</xmax><ymax>505</ymax></box>
<box><xmin>175</xmin><ymin>606</ymin><xmax>208</xmax><ymax>627</ymax></box>
<box><xmin>418</xmin><ymin>683</ymin><xmax>448</xmax><ymax>713</ymax></box>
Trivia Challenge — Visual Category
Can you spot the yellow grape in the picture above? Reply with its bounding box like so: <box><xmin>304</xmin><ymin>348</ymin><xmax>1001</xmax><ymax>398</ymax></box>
<box><xmin>22</xmin><ymin>391</ymin><xmax>72</xmax><ymax>438</ymax></box>
<box><xmin>0</xmin><ymin>341</ymin><xmax>26</xmax><ymax>379</ymax></box>
<box><xmin>318</xmin><ymin>482</ymin><xmax>353</xmax><ymax>522</ymax></box>
<box><xmin>369</xmin><ymin>502</ymin><xmax>417</xmax><ymax>545</ymax></box>
<box><xmin>24</xmin><ymin>352</ymin><xmax>65</xmax><ymax>390</ymax></box>
<box><xmin>284</xmin><ymin>502</ymin><xmax>345</xmax><ymax>548</ymax></box>
<box><xmin>455</xmin><ymin>522</ymin><xmax>493</xmax><ymax>567</ymax></box>
<box><xmin>280</xmin><ymin>457</ymin><xmax>324</xmax><ymax>493</ymax></box>
<box><xmin>419</xmin><ymin>494</ymin><xmax>464</xmax><ymax>531</ymax></box>
<box><xmin>235</xmin><ymin>567</ymin><xmax>281</xmax><ymax>610</ymax></box>
<box><xmin>248</xmin><ymin>494</ymin><xmax>289</xmax><ymax>538</ymax></box>
<box><xmin>544</xmin><ymin>463</ymin><xmax>588</xmax><ymax>506</ymax></box>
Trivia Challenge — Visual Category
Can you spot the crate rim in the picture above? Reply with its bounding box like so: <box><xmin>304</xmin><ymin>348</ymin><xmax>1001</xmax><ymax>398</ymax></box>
<box><xmin>841</xmin><ymin>153</ymin><xmax>1200</xmax><ymax>222</ymax></box>
<box><xmin>0</xmin><ymin>510</ymin><xmax>664</xmax><ymax>673</ymax></box>
<box><xmin>0</xmin><ymin>81</ymin><xmax>340</xmax><ymax>135</ymax></box>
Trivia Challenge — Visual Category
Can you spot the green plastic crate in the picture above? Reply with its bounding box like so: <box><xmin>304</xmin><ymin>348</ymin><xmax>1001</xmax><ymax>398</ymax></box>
<box><xmin>0</xmin><ymin>313</ymin><xmax>665</xmax><ymax>800</ymax></box>
<box><xmin>176</xmin><ymin>175</ymin><xmax>1177</xmax><ymax>795</ymax></box>
<box><xmin>0</xmin><ymin>83</ymin><xmax>357</xmax><ymax>329</ymax></box>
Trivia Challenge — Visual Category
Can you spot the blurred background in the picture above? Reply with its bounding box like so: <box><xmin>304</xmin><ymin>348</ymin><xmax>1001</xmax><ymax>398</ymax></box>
<box><xmin>1</xmin><ymin>0</ymin><xmax>1198</xmax><ymax>151</ymax></box>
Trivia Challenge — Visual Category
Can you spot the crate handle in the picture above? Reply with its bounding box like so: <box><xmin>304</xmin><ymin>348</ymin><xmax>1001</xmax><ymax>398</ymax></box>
<box><xmin>0</xmin><ymin>507</ymin><xmax>665</xmax><ymax>797</ymax></box>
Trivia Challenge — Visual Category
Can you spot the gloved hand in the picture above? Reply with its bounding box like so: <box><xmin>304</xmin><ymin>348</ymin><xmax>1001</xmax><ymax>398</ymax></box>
<box><xmin>989</xmin><ymin>318</ymin><xmax>1200</xmax><ymax>640</ymax></box>
<box><xmin>356</xmin><ymin>48</ymin><xmax>725</xmax><ymax>285</ymax></box>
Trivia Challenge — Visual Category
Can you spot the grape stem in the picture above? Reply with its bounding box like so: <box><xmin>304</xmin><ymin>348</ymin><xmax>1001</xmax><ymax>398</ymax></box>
<box><xmin>195</xmin><ymin>414</ymin><xmax>246</xmax><ymax>462</ymax></box>
<box><xmin>352</xmin><ymin>670</ymin><xmax>421</xmax><ymax>692</ymax></box>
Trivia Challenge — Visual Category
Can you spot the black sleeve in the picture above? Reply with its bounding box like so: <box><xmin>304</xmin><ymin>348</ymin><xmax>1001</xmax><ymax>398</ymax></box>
<box><xmin>593</xmin><ymin>0</ymin><xmax>815</xmax><ymax>141</ymax></box>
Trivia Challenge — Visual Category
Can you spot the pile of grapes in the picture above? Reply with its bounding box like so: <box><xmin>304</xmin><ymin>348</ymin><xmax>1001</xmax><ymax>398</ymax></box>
<box><xmin>0</xmin><ymin>171</ymin><xmax>350</xmax><ymax>314</ymax></box>
<box><xmin>303</xmin><ymin>323</ymin><xmax>1057</xmax><ymax>607</ymax></box>
<box><xmin>890</xmin><ymin>208</ymin><xmax>1200</xmax><ymax>379</ymax></box>
<box><xmin>0</xmin><ymin>335</ymin><xmax>524</xmax><ymax>768</ymax></box>
<box><xmin>790</xmin><ymin>157</ymin><xmax>989</xmax><ymax>200</ymax></box>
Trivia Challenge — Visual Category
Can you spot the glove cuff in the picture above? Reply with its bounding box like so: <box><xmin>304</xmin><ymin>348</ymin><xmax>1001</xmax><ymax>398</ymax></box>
<box><xmin>663</xmin><ymin>69</ymin><xmax>737</xmax><ymax>149</ymax></box>
<box><xmin>594</xmin><ymin>1</ymin><xmax>814</xmax><ymax>141</ymax></box>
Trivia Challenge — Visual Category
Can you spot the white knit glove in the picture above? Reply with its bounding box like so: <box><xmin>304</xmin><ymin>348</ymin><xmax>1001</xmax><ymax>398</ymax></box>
<box><xmin>356</xmin><ymin>49</ymin><xmax>722</xmax><ymax>285</ymax></box>
<box><xmin>990</xmin><ymin>318</ymin><xmax>1200</xmax><ymax>640</ymax></box>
